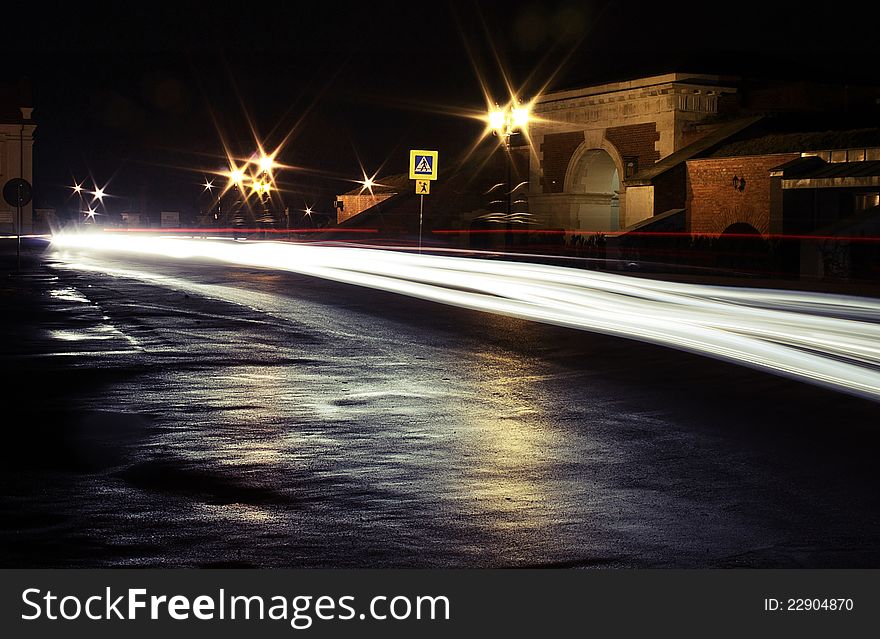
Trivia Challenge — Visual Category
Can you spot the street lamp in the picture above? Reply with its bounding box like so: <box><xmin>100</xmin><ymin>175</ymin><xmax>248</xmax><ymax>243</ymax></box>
<box><xmin>250</xmin><ymin>151</ymin><xmax>276</xmax><ymax>234</ymax></box>
<box><xmin>202</xmin><ymin>178</ymin><xmax>220</xmax><ymax>227</ymax></box>
<box><xmin>225</xmin><ymin>164</ymin><xmax>247</xmax><ymax>235</ymax></box>
<box><xmin>488</xmin><ymin>100</ymin><xmax>531</xmax><ymax>230</ymax></box>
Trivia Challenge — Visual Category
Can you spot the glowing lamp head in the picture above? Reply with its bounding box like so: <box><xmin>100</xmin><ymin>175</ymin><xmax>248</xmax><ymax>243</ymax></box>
<box><xmin>250</xmin><ymin>179</ymin><xmax>270</xmax><ymax>194</ymax></box>
<box><xmin>488</xmin><ymin>108</ymin><xmax>507</xmax><ymax>132</ymax></box>
<box><xmin>305</xmin><ymin>207</ymin><xmax>312</xmax><ymax>215</ymax></box>
<box><xmin>72</xmin><ymin>182</ymin><xmax>83</xmax><ymax>194</ymax></box>
<box><xmin>92</xmin><ymin>187</ymin><xmax>105</xmax><ymax>201</ymax></box>
<box><xmin>203</xmin><ymin>179</ymin><xmax>215</xmax><ymax>192</ymax></box>
<box><xmin>258</xmin><ymin>154</ymin><xmax>275</xmax><ymax>174</ymax></box>
<box><xmin>511</xmin><ymin>105</ymin><xmax>530</xmax><ymax>129</ymax></box>
<box><xmin>228</xmin><ymin>167</ymin><xmax>246</xmax><ymax>186</ymax></box>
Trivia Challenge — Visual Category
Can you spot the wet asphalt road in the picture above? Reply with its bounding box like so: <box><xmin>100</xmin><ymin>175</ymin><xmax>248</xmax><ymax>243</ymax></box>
<box><xmin>2</xmin><ymin>240</ymin><xmax>879</xmax><ymax>567</ymax></box>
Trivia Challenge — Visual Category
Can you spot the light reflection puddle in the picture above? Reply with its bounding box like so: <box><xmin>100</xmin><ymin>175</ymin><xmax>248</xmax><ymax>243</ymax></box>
<box><xmin>50</xmin><ymin>324</ymin><xmax>140</xmax><ymax>347</ymax></box>
<box><xmin>195</xmin><ymin>502</ymin><xmax>279</xmax><ymax>525</ymax></box>
<box><xmin>48</xmin><ymin>287</ymin><xmax>92</xmax><ymax>304</ymax></box>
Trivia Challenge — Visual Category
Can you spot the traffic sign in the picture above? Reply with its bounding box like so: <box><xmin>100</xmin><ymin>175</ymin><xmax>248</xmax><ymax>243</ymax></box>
<box><xmin>409</xmin><ymin>150</ymin><xmax>438</xmax><ymax>180</ymax></box>
<box><xmin>3</xmin><ymin>178</ymin><xmax>32</xmax><ymax>208</ymax></box>
<box><xmin>415</xmin><ymin>179</ymin><xmax>430</xmax><ymax>195</ymax></box>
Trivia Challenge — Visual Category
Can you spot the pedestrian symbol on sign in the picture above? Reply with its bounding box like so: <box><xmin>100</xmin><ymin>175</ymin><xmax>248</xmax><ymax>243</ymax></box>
<box><xmin>409</xmin><ymin>150</ymin><xmax>438</xmax><ymax>180</ymax></box>
<box><xmin>414</xmin><ymin>155</ymin><xmax>432</xmax><ymax>174</ymax></box>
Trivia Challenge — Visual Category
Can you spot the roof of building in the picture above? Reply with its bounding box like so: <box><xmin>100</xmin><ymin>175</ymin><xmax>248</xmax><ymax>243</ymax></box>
<box><xmin>624</xmin><ymin>116</ymin><xmax>764</xmax><ymax>185</ymax></box>
<box><xmin>773</xmin><ymin>158</ymin><xmax>880</xmax><ymax>193</ymax></box>
<box><xmin>621</xmin><ymin>208</ymin><xmax>686</xmax><ymax>233</ymax></box>
<box><xmin>536</xmin><ymin>73</ymin><xmax>739</xmax><ymax>107</ymax></box>
<box><xmin>625</xmin><ymin>109</ymin><xmax>880</xmax><ymax>185</ymax></box>
<box><xmin>710</xmin><ymin>129</ymin><xmax>880</xmax><ymax>157</ymax></box>
<box><xmin>785</xmin><ymin>159</ymin><xmax>880</xmax><ymax>179</ymax></box>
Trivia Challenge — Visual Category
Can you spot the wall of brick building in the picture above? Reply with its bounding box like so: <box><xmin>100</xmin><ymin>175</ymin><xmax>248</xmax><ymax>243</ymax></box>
<box><xmin>539</xmin><ymin>124</ymin><xmax>661</xmax><ymax>195</ymax></box>
<box><xmin>686</xmin><ymin>153</ymin><xmax>799</xmax><ymax>235</ymax></box>
<box><xmin>336</xmin><ymin>193</ymin><xmax>395</xmax><ymax>224</ymax></box>
<box><xmin>604</xmin><ymin>123</ymin><xmax>660</xmax><ymax>173</ymax></box>
<box><xmin>540</xmin><ymin>131</ymin><xmax>583</xmax><ymax>193</ymax></box>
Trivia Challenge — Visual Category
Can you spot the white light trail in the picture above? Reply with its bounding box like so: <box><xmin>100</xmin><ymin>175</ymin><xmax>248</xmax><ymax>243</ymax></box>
<box><xmin>50</xmin><ymin>233</ymin><xmax>880</xmax><ymax>402</ymax></box>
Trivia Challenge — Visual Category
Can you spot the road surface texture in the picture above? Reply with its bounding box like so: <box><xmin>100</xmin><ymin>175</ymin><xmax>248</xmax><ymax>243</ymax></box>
<box><xmin>2</xmin><ymin>239</ymin><xmax>879</xmax><ymax>567</ymax></box>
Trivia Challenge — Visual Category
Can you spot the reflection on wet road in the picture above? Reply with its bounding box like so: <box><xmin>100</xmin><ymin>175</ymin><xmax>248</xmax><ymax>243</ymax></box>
<box><xmin>2</xmin><ymin>246</ymin><xmax>879</xmax><ymax>567</ymax></box>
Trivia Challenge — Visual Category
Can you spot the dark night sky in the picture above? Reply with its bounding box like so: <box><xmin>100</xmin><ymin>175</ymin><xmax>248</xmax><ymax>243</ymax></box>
<box><xmin>4</xmin><ymin>1</ymin><xmax>880</xmax><ymax>220</ymax></box>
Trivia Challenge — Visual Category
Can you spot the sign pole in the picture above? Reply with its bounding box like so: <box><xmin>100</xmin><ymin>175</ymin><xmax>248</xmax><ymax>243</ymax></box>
<box><xmin>4</xmin><ymin>178</ymin><xmax>32</xmax><ymax>274</ymax></box>
<box><xmin>17</xmin><ymin>199</ymin><xmax>21</xmax><ymax>272</ymax></box>
<box><xmin>409</xmin><ymin>149</ymin><xmax>437</xmax><ymax>256</ymax></box>
<box><xmin>418</xmin><ymin>194</ymin><xmax>424</xmax><ymax>254</ymax></box>
<box><xmin>18</xmin><ymin>126</ymin><xmax>22</xmax><ymax>271</ymax></box>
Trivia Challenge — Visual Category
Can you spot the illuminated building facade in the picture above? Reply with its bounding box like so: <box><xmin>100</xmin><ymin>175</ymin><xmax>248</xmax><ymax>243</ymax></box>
<box><xmin>527</xmin><ymin>73</ymin><xmax>738</xmax><ymax>231</ymax></box>
<box><xmin>0</xmin><ymin>81</ymin><xmax>35</xmax><ymax>234</ymax></box>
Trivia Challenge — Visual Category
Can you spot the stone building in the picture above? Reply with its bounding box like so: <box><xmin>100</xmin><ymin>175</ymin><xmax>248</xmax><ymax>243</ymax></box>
<box><xmin>527</xmin><ymin>73</ymin><xmax>739</xmax><ymax>231</ymax></box>
<box><xmin>334</xmin><ymin>71</ymin><xmax>880</xmax><ymax>275</ymax></box>
<box><xmin>527</xmin><ymin>73</ymin><xmax>880</xmax><ymax>240</ymax></box>
<box><xmin>0</xmin><ymin>81</ymin><xmax>36</xmax><ymax>234</ymax></box>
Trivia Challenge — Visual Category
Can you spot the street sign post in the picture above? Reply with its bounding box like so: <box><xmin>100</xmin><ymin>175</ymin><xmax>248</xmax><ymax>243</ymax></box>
<box><xmin>409</xmin><ymin>151</ymin><xmax>438</xmax><ymax>254</ymax></box>
<box><xmin>3</xmin><ymin>177</ymin><xmax>32</xmax><ymax>272</ymax></box>
<box><xmin>409</xmin><ymin>150</ymin><xmax>438</xmax><ymax>181</ymax></box>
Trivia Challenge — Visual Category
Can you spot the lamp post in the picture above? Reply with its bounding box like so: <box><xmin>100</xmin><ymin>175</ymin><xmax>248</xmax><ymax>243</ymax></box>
<box><xmin>70</xmin><ymin>181</ymin><xmax>85</xmax><ymax>227</ymax></box>
<box><xmin>252</xmin><ymin>151</ymin><xmax>275</xmax><ymax>238</ymax></box>
<box><xmin>203</xmin><ymin>178</ymin><xmax>218</xmax><ymax>228</ymax></box>
<box><xmin>488</xmin><ymin>101</ymin><xmax>530</xmax><ymax>236</ymax></box>
<box><xmin>226</xmin><ymin>165</ymin><xmax>246</xmax><ymax>238</ymax></box>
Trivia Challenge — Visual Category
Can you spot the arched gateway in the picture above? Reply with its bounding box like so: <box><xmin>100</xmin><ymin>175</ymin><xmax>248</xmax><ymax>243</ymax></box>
<box><xmin>526</xmin><ymin>73</ymin><xmax>738</xmax><ymax>232</ymax></box>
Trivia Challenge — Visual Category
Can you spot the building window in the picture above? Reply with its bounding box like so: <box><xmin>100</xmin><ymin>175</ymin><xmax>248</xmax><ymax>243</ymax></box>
<box><xmin>623</xmin><ymin>156</ymin><xmax>639</xmax><ymax>178</ymax></box>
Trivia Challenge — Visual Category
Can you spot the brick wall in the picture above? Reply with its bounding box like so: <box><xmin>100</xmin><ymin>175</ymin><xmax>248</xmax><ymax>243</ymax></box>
<box><xmin>605</xmin><ymin>123</ymin><xmax>660</xmax><ymax>169</ymax></box>
<box><xmin>540</xmin><ymin>131</ymin><xmax>583</xmax><ymax>193</ymax></box>
<box><xmin>686</xmin><ymin>154</ymin><xmax>799</xmax><ymax>235</ymax></box>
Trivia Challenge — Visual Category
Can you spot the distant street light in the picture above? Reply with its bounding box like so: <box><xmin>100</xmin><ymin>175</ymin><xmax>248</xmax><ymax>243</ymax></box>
<box><xmin>361</xmin><ymin>176</ymin><xmax>375</xmax><ymax>192</ymax></box>
<box><xmin>250</xmin><ymin>150</ymin><xmax>276</xmax><ymax>234</ymax></box>
<box><xmin>227</xmin><ymin>165</ymin><xmax>246</xmax><ymax>187</ymax></box>
<box><xmin>488</xmin><ymin>100</ymin><xmax>531</xmax><ymax>227</ymax></box>
<box><xmin>257</xmin><ymin>152</ymin><xmax>276</xmax><ymax>174</ymax></box>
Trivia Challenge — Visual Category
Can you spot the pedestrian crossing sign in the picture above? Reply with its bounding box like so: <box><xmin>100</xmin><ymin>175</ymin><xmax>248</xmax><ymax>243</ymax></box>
<box><xmin>409</xmin><ymin>149</ymin><xmax>439</xmax><ymax>180</ymax></box>
<box><xmin>415</xmin><ymin>179</ymin><xmax>430</xmax><ymax>195</ymax></box>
